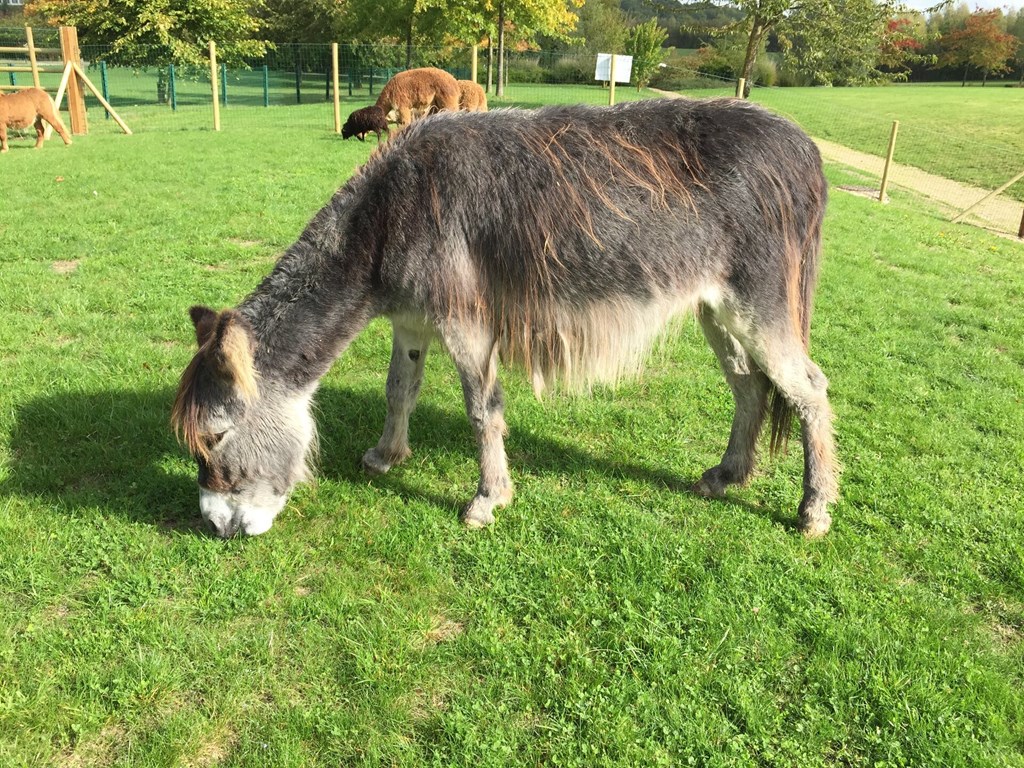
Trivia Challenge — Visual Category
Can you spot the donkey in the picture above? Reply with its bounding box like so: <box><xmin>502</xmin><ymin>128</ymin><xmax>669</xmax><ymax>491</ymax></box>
<box><xmin>172</xmin><ymin>98</ymin><xmax>838</xmax><ymax>538</ymax></box>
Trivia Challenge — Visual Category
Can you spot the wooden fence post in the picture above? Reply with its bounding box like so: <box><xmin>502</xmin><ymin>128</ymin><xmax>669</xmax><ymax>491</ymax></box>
<box><xmin>608</xmin><ymin>54</ymin><xmax>616</xmax><ymax>106</ymax></box>
<box><xmin>878</xmin><ymin>120</ymin><xmax>899</xmax><ymax>203</ymax></box>
<box><xmin>209</xmin><ymin>41</ymin><xmax>221</xmax><ymax>131</ymax></box>
<box><xmin>471</xmin><ymin>44</ymin><xmax>478</xmax><ymax>83</ymax></box>
<box><xmin>735</xmin><ymin>77</ymin><xmax>745</xmax><ymax>98</ymax></box>
<box><xmin>25</xmin><ymin>26</ymin><xmax>40</xmax><ymax>88</ymax></box>
<box><xmin>59</xmin><ymin>26</ymin><xmax>88</xmax><ymax>135</ymax></box>
<box><xmin>331</xmin><ymin>43</ymin><xmax>341</xmax><ymax>135</ymax></box>
<box><xmin>951</xmin><ymin>167</ymin><xmax>1024</xmax><ymax>224</ymax></box>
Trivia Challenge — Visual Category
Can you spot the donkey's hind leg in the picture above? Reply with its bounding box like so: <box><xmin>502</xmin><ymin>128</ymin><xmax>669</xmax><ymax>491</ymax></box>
<box><xmin>442</xmin><ymin>321</ymin><xmax>513</xmax><ymax>528</ymax></box>
<box><xmin>693</xmin><ymin>307</ymin><xmax>771</xmax><ymax>498</ymax></box>
<box><xmin>362</xmin><ymin>320</ymin><xmax>433</xmax><ymax>475</ymax></box>
<box><xmin>726</xmin><ymin>318</ymin><xmax>838</xmax><ymax>537</ymax></box>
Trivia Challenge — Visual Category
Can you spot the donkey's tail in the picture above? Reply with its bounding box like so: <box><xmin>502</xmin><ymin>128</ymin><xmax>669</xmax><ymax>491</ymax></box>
<box><xmin>767</xmin><ymin>171</ymin><xmax>827</xmax><ymax>456</ymax></box>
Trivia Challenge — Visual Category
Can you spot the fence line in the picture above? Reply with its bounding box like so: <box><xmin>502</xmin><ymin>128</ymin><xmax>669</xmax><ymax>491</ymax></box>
<box><xmin>4</xmin><ymin>30</ymin><xmax>1020</xmax><ymax>238</ymax></box>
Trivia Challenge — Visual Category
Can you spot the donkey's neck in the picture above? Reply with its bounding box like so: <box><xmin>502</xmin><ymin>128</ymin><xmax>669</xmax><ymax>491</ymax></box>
<box><xmin>239</xmin><ymin>202</ymin><xmax>375</xmax><ymax>390</ymax></box>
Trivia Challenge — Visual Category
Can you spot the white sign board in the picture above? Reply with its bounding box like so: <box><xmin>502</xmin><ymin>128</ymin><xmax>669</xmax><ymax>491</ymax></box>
<box><xmin>594</xmin><ymin>53</ymin><xmax>633</xmax><ymax>84</ymax></box>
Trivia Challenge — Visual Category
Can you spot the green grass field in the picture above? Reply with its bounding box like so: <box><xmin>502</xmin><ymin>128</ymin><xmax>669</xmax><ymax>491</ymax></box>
<box><xmin>749</xmin><ymin>83</ymin><xmax>1024</xmax><ymax>201</ymax></box>
<box><xmin>1</xmin><ymin>104</ymin><xmax>1023</xmax><ymax>766</ymax></box>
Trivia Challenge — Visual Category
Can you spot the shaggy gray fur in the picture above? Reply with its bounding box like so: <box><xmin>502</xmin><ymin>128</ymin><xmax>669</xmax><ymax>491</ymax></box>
<box><xmin>174</xmin><ymin>97</ymin><xmax>838</xmax><ymax>538</ymax></box>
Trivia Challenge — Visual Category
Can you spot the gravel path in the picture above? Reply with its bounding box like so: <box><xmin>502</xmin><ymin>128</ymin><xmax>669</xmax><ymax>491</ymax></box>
<box><xmin>813</xmin><ymin>138</ymin><xmax>1023</xmax><ymax>236</ymax></box>
<box><xmin>649</xmin><ymin>89</ymin><xmax>1023</xmax><ymax>237</ymax></box>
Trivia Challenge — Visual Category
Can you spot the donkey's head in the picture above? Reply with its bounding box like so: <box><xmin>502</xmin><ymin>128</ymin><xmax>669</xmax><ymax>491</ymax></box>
<box><xmin>172</xmin><ymin>307</ymin><xmax>316</xmax><ymax>537</ymax></box>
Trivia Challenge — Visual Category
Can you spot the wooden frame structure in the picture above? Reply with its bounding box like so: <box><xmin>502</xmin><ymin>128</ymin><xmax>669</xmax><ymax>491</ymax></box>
<box><xmin>0</xmin><ymin>25</ymin><xmax>130</xmax><ymax>138</ymax></box>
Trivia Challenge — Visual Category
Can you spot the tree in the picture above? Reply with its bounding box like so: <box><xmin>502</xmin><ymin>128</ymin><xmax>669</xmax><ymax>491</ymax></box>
<box><xmin>26</xmin><ymin>0</ymin><xmax>268</xmax><ymax>67</ymax></box>
<box><xmin>779</xmin><ymin>0</ymin><xmax>909</xmax><ymax>86</ymax></box>
<box><xmin>573</xmin><ymin>0</ymin><xmax>629</xmax><ymax>54</ymax></box>
<box><xmin>492</xmin><ymin>0</ymin><xmax>582</xmax><ymax>97</ymax></box>
<box><xmin>940</xmin><ymin>9</ymin><xmax>1018</xmax><ymax>85</ymax></box>
<box><xmin>625</xmin><ymin>19</ymin><xmax>668</xmax><ymax>89</ymax></box>
<box><xmin>701</xmin><ymin>0</ymin><xmax>906</xmax><ymax>92</ymax></box>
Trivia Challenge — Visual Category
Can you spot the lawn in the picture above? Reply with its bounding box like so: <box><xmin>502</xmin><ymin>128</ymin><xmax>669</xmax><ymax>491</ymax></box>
<box><xmin>749</xmin><ymin>83</ymin><xmax>1024</xmax><ymax>201</ymax></box>
<box><xmin>1</xmin><ymin>107</ymin><xmax>1023</xmax><ymax>766</ymax></box>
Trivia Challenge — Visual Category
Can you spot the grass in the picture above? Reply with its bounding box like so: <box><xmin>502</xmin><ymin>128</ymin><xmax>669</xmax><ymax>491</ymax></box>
<box><xmin>1</xmin><ymin>106</ymin><xmax>1024</xmax><ymax>766</ymax></box>
<box><xmin>749</xmin><ymin>84</ymin><xmax>1024</xmax><ymax>200</ymax></box>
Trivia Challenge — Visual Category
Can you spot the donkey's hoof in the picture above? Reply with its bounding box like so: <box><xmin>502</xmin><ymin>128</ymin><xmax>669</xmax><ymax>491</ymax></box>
<box><xmin>361</xmin><ymin>446</ymin><xmax>409</xmax><ymax>476</ymax></box>
<box><xmin>462</xmin><ymin>502</ymin><xmax>495</xmax><ymax>529</ymax></box>
<box><xmin>799</xmin><ymin>512</ymin><xmax>832</xmax><ymax>539</ymax></box>
<box><xmin>692</xmin><ymin>468</ymin><xmax>728</xmax><ymax>499</ymax></box>
<box><xmin>461</xmin><ymin>487</ymin><xmax>512</xmax><ymax>529</ymax></box>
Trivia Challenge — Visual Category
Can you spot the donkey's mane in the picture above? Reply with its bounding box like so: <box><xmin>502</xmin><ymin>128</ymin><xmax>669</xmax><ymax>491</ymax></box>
<box><xmin>171</xmin><ymin>309</ymin><xmax>259</xmax><ymax>459</ymax></box>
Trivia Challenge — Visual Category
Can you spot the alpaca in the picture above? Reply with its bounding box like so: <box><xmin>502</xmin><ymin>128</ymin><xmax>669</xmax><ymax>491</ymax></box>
<box><xmin>457</xmin><ymin>80</ymin><xmax>488</xmax><ymax>112</ymax></box>
<box><xmin>0</xmin><ymin>87</ymin><xmax>72</xmax><ymax>153</ymax></box>
<box><xmin>375</xmin><ymin>67</ymin><xmax>460</xmax><ymax>129</ymax></box>
<box><xmin>342</xmin><ymin>105</ymin><xmax>389</xmax><ymax>142</ymax></box>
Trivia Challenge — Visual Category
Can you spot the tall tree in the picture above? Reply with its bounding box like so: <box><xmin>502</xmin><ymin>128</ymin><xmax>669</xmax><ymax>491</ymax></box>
<box><xmin>700</xmin><ymin>0</ymin><xmax>905</xmax><ymax>92</ymax></box>
<box><xmin>779</xmin><ymin>0</ymin><xmax>908</xmax><ymax>86</ymax></box>
<box><xmin>26</xmin><ymin>0</ymin><xmax>268</xmax><ymax>66</ymax></box>
<box><xmin>940</xmin><ymin>9</ymin><xmax>1018</xmax><ymax>85</ymax></box>
<box><xmin>625</xmin><ymin>18</ymin><xmax>668</xmax><ymax>89</ymax></box>
<box><xmin>492</xmin><ymin>0</ymin><xmax>581</xmax><ymax>97</ymax></box>
<box><xmin>574</xmin><ymin>0</ymin><xmax>630</xmax><ymax>54</ymax></box>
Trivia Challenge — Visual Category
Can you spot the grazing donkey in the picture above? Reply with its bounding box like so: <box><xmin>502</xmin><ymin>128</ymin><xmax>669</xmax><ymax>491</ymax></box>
<box><xmin>173</xmin><ymin>98</ymin><xmax>838</xmax><ymax>538</ymax></box>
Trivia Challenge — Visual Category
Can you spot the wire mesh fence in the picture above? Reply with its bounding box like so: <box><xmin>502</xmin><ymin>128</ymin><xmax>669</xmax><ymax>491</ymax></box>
<box><xmin>3</xmin><ymin>30</ymin><xmax>1021</xmax><ymax>237</ymax></box>
<box><xmin>5</xmin><ymin>41</ymin><xmax>739</xmax><ymax>135</ymax></box>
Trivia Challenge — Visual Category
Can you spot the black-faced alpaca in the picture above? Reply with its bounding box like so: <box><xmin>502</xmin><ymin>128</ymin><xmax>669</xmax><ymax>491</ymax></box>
<box><xmin>173</xmin><ymin>98</ymin><xmax>838</xmax><ymax>539</ymax></box>
<box><xmin>342</xmin><ymin>105</ymin><xmax>389</xmax><ymax>142</ymax></box>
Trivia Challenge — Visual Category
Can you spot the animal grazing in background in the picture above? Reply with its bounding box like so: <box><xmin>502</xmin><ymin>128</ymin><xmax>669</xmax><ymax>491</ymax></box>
<box><xmin>374</xmin><ymin>67</ymin><xmax>460</xmax><ymax>129</ymax></box>
<box><xmin>342</xmin><ymin>105</ymin><xmax>389</xmax><ymax>142</ymax></box>
<box><xmin>457</xmin><ymin>80</ymin><xmax>488</xmax><ymax>112</ymax></box>
<box><xmin>0</xmin><ymin>87</ymin><xmax>72</xmax><ymax>154</ymax></box>
<box><xmin>173</xmin><ymin>98</ymin><xmax>838</xmax><ymax>540</ymax></box>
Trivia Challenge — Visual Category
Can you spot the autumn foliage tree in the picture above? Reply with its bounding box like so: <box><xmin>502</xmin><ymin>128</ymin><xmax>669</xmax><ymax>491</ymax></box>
<box><xmin>940</xmin><ymin>9</ymin><xmax>1019</xmax><ymax>86</ymax></box>
<box><xmin>26</xmin><ymin>0</ymin><xmax>268</xmax><ymax>67</ymax></box>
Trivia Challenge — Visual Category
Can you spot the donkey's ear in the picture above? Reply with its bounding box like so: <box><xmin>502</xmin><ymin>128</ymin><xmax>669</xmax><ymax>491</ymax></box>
<box><xmin>189</xmin><ymin>305</ymin><xmax>218</xmax><ymax>348</ymax></box>
<box><xmin>209</xmin><ymin>310</ymin><xmax>259</xmax><ymax>402</ymax></box>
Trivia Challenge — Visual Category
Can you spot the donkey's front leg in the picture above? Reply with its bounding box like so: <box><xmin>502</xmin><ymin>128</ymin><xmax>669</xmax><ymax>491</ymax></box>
<box><xmin>447</xmin><ymin>329</ymin><xmax>513</xmax><ymax>527</ymax></box>
<box><xmin>362</xmin><ymin>321</ymin><xmax>432</xmax><ymax>475</ymax></box>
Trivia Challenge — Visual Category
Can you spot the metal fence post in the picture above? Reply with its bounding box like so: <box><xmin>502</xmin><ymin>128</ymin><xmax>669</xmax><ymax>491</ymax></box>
<box><xmin>262</xmin><ymin>64</ymin><xmax>269</xmax><ymax>107</ymax></box>
<box><xmin>169</xmin><ymin>63</ymin><xmax>177</xmax><ymax>111</ymax></box>
<box><xmin>294</xmin><ymin>46</ymin><xmax>301</xmax><ymax>104</ymax></box>
<box><xmin>220</xmin><ymin>62</ymin><xmax>227</xmax><ymax>106</ymax></box>
<box><xmin>100</xmin><ymin>61</ymin><xmax>109</xmax><ymax>119</ymax></box>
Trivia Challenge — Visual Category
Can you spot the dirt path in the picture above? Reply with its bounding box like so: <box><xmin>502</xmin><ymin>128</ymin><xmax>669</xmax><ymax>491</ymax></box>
<box><xmin>648</xmin><ymin>89</ymin><xmax>1023</xmax><ymax>237</ymax></box>
<box><xmin>813</xmin><ymin>138</ymin><xmax>1023</xmax><ymax>236</ymax></box>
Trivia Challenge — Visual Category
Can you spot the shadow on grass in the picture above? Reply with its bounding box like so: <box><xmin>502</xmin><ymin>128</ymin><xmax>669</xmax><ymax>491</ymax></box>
<box><xmin>2</xmin><ymin>386</ymin><xmax>782</xmax><ymax>535</ymax></box>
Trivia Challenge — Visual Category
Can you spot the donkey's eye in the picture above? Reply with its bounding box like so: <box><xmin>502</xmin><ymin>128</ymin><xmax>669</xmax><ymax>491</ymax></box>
<box><xmin>205</xmin><ymin>431</ymin><xmax>227</xmax><ymax>449</ymax></box>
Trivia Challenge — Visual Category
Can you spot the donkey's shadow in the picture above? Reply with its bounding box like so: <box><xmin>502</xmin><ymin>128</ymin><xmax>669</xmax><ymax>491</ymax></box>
<box><xmin>2</xmin><ymin>387</ymin><xmax>773</xmax><ymax>534</ymax></box>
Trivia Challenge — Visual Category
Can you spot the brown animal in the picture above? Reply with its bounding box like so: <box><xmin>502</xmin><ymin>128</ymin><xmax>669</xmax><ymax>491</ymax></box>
<box><xmin>0</xmin><ymin>87</ymin><xmax>72</xmax><ymax>154</ymax></box>
<box><xmin>342</xmin><ymin>105</ymin><xmax>389</xmax><ymax>142</ymax></box>
<box><xmin>457</xmin><ymin>80</ymin><xmax>488</xmax><ymax>112</ymax></box>
<box><xmin>375</xmin><ymin>67</ymin><xmax>460</xmax><ymax>129</ymax></box>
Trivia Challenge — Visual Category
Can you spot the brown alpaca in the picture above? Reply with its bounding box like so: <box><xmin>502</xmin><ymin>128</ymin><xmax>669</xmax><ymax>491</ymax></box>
<box><xmin>0</xmin><ymin>87</ymin><xmax>72</xmax><ymax>153</ymax></box>
<box><xmin>375</xmin><ymin>67</ymin><xmax>460</xmax><ymax>129</ymax></box>
<box><xmin>457</xmin><ymin>80</ymin><xmax>488</xmax><ymax>112</ymax></box>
